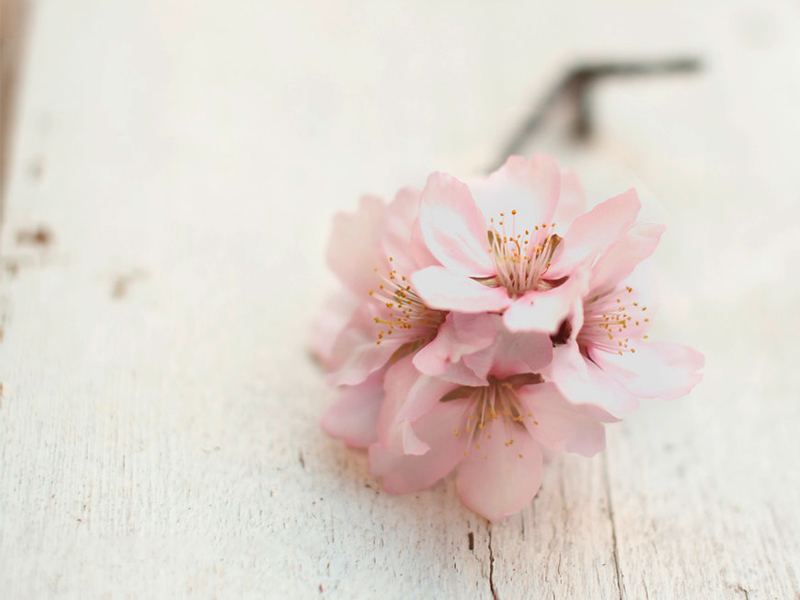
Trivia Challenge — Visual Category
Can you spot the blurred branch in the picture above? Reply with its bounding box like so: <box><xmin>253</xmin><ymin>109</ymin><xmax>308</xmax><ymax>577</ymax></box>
<box><xmin>489</xmin><ymin>57</ymin><xmax>702</xmax><ymax>172</ymax></box>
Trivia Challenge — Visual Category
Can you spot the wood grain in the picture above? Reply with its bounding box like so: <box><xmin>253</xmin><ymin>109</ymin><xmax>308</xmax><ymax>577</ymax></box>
<box><xmin>1</xmin><ymin>1</ymin><xmax>799</xmax><ymax>598</ymax></box>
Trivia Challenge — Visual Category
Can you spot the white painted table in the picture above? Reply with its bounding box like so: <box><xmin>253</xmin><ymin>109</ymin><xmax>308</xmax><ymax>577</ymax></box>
<box><xmin>2</xmin><ymin>1</ymin><xmax>799</xmax><ymax>597</ymax></box>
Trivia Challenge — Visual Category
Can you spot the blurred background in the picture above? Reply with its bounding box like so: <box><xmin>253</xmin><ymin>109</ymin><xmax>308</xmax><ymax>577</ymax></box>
<box><xmin>1</xmin><ymin>1</ymin><xmax>799</xmax><ymax>598</ymax></box>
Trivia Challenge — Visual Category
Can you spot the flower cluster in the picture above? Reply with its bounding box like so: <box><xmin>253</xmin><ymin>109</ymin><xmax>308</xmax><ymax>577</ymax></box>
<box><xmin>311</xmin><ymin>155</ymin><xmax>703</xmax><ymax>521</ymax></box>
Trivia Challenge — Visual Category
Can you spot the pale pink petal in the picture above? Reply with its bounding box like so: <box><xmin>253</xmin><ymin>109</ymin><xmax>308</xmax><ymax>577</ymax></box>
<box><xmin>456</xmin><ymin>419</ymin><xmax>543</xmax><ymax>521</ymax></box>
<box><xmin>461</xmin><ymin>344</ymin><xmax>496</xmax><ymax>384</ymax></box>
<box><xmin>308</xmin><ymin>289</ymin><xmax>360</xmax><ymax>369</ymax></box>
<box><xmin>548</xmin><ymin>188</ymin><xmax>641</xmax><ymax>279</ymax></box>
<box><xmin>375</xmin><ymin>355</ymin><xmax>421</xmax><ymax>437</ymax></box>
<box><xmin>377</xmin><ymin>355</ymin><xmax>461</xmax><ymax>438</ymax></box>
<box><xmin>552</xmin><ymin>168</ymin><xmax>587</xmax><ymax>228</ymax></box>
<box><xmin>412</xmin><ymin>266</ymin><xmax>513</xmax><ymax>313</ymax></box>
<box><xmin>590</xmin><ymin>223</ymin><xmax>666</xmax><ymax>295</ymax></box>
<box><xmin>418</xmin><ymin>313</ymin><xmax>498</xmax><ymax>385</ymax></box>
<box><xmin>321</xmin><ymin>369</ymin><xmax>385</xmax><ymax>448</ymax></box>
<box><xmin>548</xmin><ymin>342</ymin><xmax>639</xmax><ymax>416</ymax></box>
<box><xmin>516</xmin><ymin>382</ymin><xmax>606</xmax><ymax>457</ymax></box>
<box><xmin>418</xmin><ymin>172</ymin><xmax>495</xmax><ymax>276</ymax></box>
<box><xmin>382</xmin><ymin>187</ymin><xmax>426</xmax><ymax>273</ymax></box>
<box><xmin>327</xmin><ymin>195</ymin><xmax>386</xmax><ymax>294</ymax></box>
<box><xmin>370</xmin><ymin>399</ymin><xmax>471</xmax><ymax>494</ymax></box>
<box><xmin>502</xmin><ymin>275</ymin><xmax>586</xmax><ymax>333</ymax></box>
<box><xmin>471</xmin><ymin>154</ymin><xmax>560</xmax><ymax>233</ymax></box>
<box><xmin>437</xmin><ymin>360</ymin><xmax>492</xmax><ymax>386</ymax></box>
<box><xmin>583</xmin><ymin>404</ymin><xmax>622</xmax><ymax>424</ymax></box>
<box><xmin>326</xmin><ymin>303</ymin><xmax>396</xmax><ymax>386</ymax></box>
<box><xmin>489</xmin><ymin>326</ymin><xmax>554</xmax><ymax>378</ymax></box>
<box><xmin>381</xmin><ymin>418</ymin><xmax>431</xmax><ymax>456</ymax></box>
<box><xmin>409</xmin><ymin>211</ymin><xmax>441</xmax><ymax>271</ymax></box>
<box><xmin>591</xmin><ymin>341</ymin><xmax>704</xmax><ymax>400</ymax></box>
<box><xmin>413</xmin><ymin>312</ymin><xmax>497</xmax><ymax>378</ymax></box>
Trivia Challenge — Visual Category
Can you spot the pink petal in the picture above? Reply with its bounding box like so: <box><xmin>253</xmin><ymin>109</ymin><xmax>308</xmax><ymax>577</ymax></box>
<box><xmin>456</xmin><ymin>419</ymin><xmax>543</xmax><ymax>521</ymax></box>
<box><xmin>326</xmin><ymin>303</ymin><xmax>396</xmax><ymax>386</ymax></box>
<box><xmin>308</xmin><ymin>290</ymin><xmax>360</xmax><ymax>369</ymax></box>
<box><xmin>413</xmin><ymin>312</ymin><xmax>497</xmax><ymax>379</ymax></box>
<box><xmin>369</xmin><ymin>399</ymin><xmax>471</xmax><ymax>494</ymax></box>
<box><xmin>377</xmin><ymin>355</ymin><xmax>460</xmax><ymax>438</ymax></box>
<box><xmin>321</xmin><ymin>369</ymin><xmax>385</xmax><ymax>448</ymax></box>
<box><xmin>548</xmin><ymin>188</ymin><xmax>641</xmax><ymax>279</ymax></box>
<box><xmin>590</xmin><ymin>223</ymin><xmax>666</xmax><ymax>295</ymax></box>
<box><xmin>408</xmin><ymin>209</ymin><xmax>441</xmax><ymax>272</ymax></box>
<box><xmin>552</xmin><ymin>168</ymin><xmax>587</xmax><ymax>228</ymax></box>
<box><xmin>488</xmin><ymin>326</ymin><xmax>554</xmax><ymax>378</ymax></box>
<box><xmin>461</xmin><ymin>344</ymin><xmax>496</xmax><ymax>384</ymax></box>
<box><xmin>502</xmin><ymin>274</ymin><xmax>587</xmax><ymax>333</ymax></box>
<box><xmin>548</xmin><ymin>342</ymin><xmax>639</xmax><ymax>416</ymax></box>
<box><xmin>381</xmin><ymin>416</ymin><xmax>432</xmax><ymax>456</ymax></box>
<box><xmin>382</xmin><ymin>187</ymin><xmax>428</xmax><ymax>273</ymax></box>
<box><xmin>327</xmin><ymin>195</ymin><xmax>386</xmax><ymax>294</ymax></box>
<box><xmin>412</xmin><ymin>266</ymin><xmax>513</xmax><ymax>313</ymax></box>
<box><xmin>471</xmin><ymin>154</ymin><xmax>560</xmax><ymax>234</ymax></box>
<box><xmin>418</xmin><ymin>172</ymin><xmax>495</xmax><ymax>276</ymax></box>
<box><xmin>516</xmin><ymin>382</ymin><xmax>606</xmax><ymax>457</ymax></box>
<box><xmin>591</xmin><ymin>341</ymin><xmax>704</xmax><ymax>400</ymax></box>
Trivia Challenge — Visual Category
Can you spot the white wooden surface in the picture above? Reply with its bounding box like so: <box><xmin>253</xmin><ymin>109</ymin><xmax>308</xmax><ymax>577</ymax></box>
<box><xmin>2</xmin><ymin>1</ymin><xmax>800</xmax><ymax>598</ymax></box>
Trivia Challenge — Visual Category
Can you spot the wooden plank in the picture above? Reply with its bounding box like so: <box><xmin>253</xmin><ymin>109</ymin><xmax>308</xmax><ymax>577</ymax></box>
<box><xmin>2</xmin><ymin>1</ymin><xmax>799</xmax><ymax>598</ymax></box>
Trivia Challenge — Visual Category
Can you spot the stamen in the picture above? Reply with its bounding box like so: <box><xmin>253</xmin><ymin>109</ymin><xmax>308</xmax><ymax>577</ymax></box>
<box><xmin>480</xmin><ymin>211</ymin><xmax>564</xmax><ymax>297</ymax></box>
<box><xmin>369</xmin><ymin>264</ymin><xmax>446</xmax><ymax>347</ymax></box>
<box><xmin>443</xmin><ymin>375</ymin><xmax>541</xmax><ymax>452</ymax></box>
<box><xmin>577</xmin><ymin>284</ymin><xmax>652</xmax><ymax>357</ymax></box>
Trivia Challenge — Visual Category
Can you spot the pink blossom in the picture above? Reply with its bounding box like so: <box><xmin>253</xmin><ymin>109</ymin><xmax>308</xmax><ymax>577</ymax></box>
<box><xmin>320</xmin><ymin>190</ymin><xmax>441</xmax><ymax>389</ymax></box>
<box><xmin>314</xmin><ymin>155</ymin><xmax>703</xmax><ymax>517</ymax></box>
<box><xmin>369</xmin><ymin>328</ymin><xmax>603</xmax><ymax>522</ymax></box>
<box><xmin>410</xmin><ymin>155</ymin><xmax>642</xmax><ymax>334</ymax></box>
<box><xmin>547</xmin><ymin>222</ymin><xmax>705</xmax><ymax>416</ymax></box>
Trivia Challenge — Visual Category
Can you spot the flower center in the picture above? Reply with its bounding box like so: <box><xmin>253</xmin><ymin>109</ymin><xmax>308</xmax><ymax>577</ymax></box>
<box><xmin>443</xmin><ymin>374</ymin><xmax>542</xmax><ymax>458</ymax></box>
<box><xmin>578</xmin><ymin>285</ymin><xmax>650</xmax><ymax>356</ymax></box>
<box><xmin>369</xmin><ymin>258</ymin><xmax>446</xmax><ymax>348</ymax></box>
<box><xmin>479</xmin><ymin>211</ymin><xmax>564</xmax><ymax>297</ymax></box>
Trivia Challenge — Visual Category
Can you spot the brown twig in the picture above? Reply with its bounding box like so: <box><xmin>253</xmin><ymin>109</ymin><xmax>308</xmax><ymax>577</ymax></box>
<box><xmin>489</xmin><ymin>57</ymin><xmax>701</xmax><ymax>172</ymax></box>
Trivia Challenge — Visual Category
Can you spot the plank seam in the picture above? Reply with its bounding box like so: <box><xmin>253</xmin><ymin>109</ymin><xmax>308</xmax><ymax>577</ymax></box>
<box><xmin>603</xmin><ymin>453</ymin><xmax>624</xmax><ymax>600</ymax></box>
